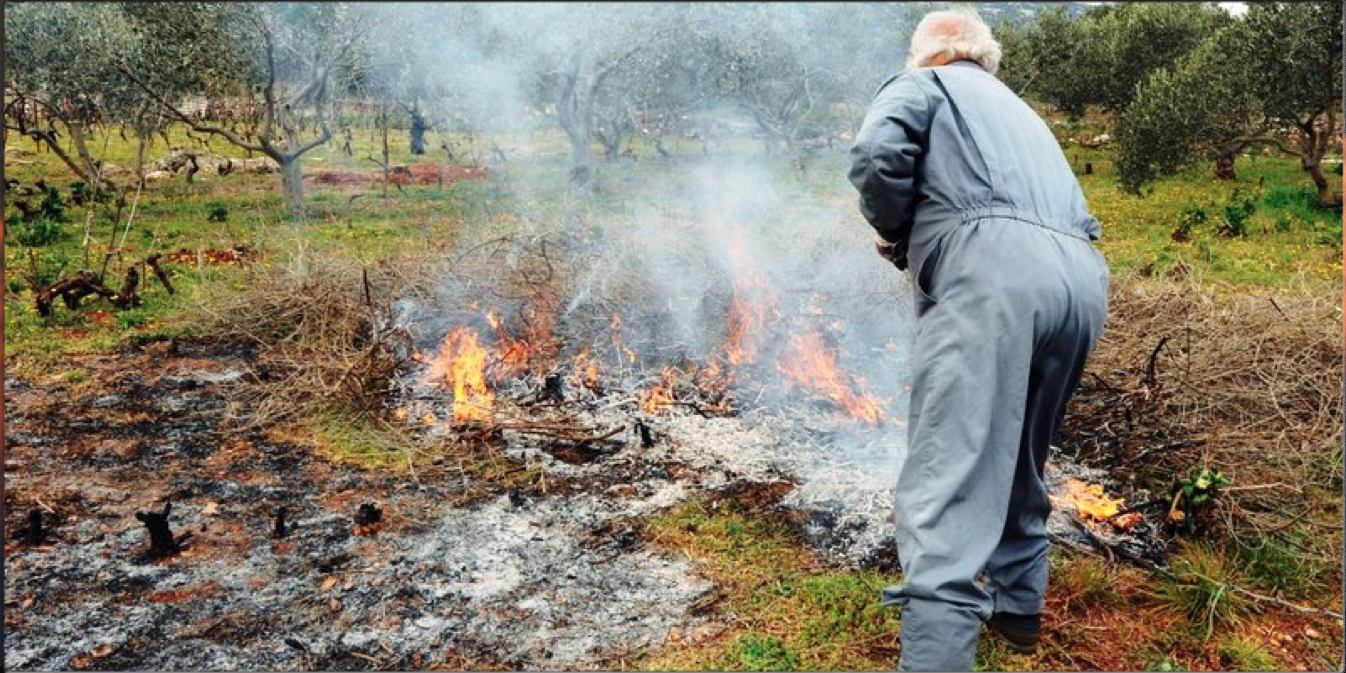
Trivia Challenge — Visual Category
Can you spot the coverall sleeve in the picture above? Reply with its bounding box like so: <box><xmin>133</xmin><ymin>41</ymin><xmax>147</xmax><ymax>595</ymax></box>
<box><xmin>847</xmin><ymin>74</ymin><xmax>932</xmax><ymax>250</ymax></box>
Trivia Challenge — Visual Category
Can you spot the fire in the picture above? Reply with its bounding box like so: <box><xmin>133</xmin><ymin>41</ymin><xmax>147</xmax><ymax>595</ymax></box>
<box><xmin>486</xmin><ymin>306</ymin><xmax>560</xmax><ymax>379</ymax></box>
<box><xmin>640</xmin><ymin>366</ymin><xmax>680</xmax><ymax>414</ymax></box>
<box><xmin>724</xmin><ymin>243</ymin><xmax>778</xmax><ymax>367</ymax></box>
<box><xmin>1050</xmin><ymin>479</ymin><xmax>1134</xmax><ymax>526</ymax></box>
<box><xmin>570</xmin><ymin>347</ymin><xmax>603</xmax><ymax>391</ymax></box>
<box><xmin>725</xmin><ymin>291</ymin><xmax>777</xmax><ymax>366</ymax></box>
<box><xmin>424</xmin><ymin>326</ymin><xmax>495</xmax><ymax>423</ymax></box>
<box><xmin>776</xmin><ymin>329</ymin><xmax>885</xmax><ymax>425</ymax></box>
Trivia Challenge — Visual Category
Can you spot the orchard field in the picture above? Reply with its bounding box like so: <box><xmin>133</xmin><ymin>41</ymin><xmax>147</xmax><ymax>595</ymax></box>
<box><xmin>4</xmin><ymin>2</ymin><xmax>1343</xmax><ymax>671</ymax></box>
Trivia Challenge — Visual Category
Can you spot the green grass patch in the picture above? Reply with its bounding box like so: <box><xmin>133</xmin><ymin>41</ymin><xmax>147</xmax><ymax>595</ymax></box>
<box><xmin>1155</xmin><ymin>543</ymin><xmax>1251</xmax><ymax>638</ymax></box>
<box><xmin>639</xmin><ymin>497</ymin><xmax>900</xmax><ymax>671</ymax></box>
<box><xmin>1217</xmin><ymin>634</ymin><xmax>1281</xmax><ymax>671</ymax></box>
<box><xmin>302</xmin><ymin>409</ymin><xmax>417</xmax><ymax>470</ymax></box>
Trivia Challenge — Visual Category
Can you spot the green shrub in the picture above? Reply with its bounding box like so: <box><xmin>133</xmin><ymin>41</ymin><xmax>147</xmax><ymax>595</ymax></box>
<box><xmin>38</xmin><ymin>186</ymin><xmax>69</xmax><ymax>222</ymax></box>
<box><xmin>13</xmin><ymin>219</ymin><xmax>68</xmax><ymax>248</ymax></box>
<box><xmin>207</xmin><ymin>202</ymin><xmax>229</xmax><ymax>222</ymax></box>
<box><xmin>1216</xmin><ymin>188</ymin><xmax>1256</xmax><ymax>238</ymax></box>
<box><xmin>1173</xmin><ymin>205</ymin><xmax>1207</xmax><ymax>242</ymax></box>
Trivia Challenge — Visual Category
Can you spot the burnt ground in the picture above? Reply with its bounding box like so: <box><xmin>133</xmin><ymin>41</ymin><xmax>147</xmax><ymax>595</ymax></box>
<box><xmin>4</xmin><ymin>338</ymin><xmax>1161</xmax><ymax>671</ymax></box>
<box><xmin>3</xmin><ymin>338</ymin><xmax>722</xmax><ymax>670</ymax></box>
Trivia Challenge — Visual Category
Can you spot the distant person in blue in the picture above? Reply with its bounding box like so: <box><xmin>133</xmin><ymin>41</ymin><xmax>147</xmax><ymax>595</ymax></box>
<box><xmin>848</xmin><ymin>9</ymin><xmax>1110</xmax><ymax>671</ymax></box>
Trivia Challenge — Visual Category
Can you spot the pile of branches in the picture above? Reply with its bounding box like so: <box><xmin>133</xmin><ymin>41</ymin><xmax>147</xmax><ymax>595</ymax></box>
<box><xmin>1061</xmin><ymin>272</ymin><xmax>1343</xmax><ymax>539</ymax></box>
<box><xmin>203</xmin><ymin>252</ymin><xmax>430</xmax><ymax>429</ymax></box>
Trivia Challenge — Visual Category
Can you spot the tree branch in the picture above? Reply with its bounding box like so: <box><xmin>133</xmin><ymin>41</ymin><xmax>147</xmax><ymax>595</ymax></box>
<box><xmin>115</xmin><ymin>62</ymin><xmax>269</xmax><ymax>155</ymax></box>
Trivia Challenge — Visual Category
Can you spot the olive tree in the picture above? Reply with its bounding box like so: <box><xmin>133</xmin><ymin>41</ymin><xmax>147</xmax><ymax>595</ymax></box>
<box><xmin>1233</xmin><ymin>1</ymin><xmax>1342</xmax><ymax>206</ymax></box>
<box><xmin>120</xmin><ymin>3</ymin><xmax>369</xmax><ymax>218</ymax></box>
<box><xmin>1007</xmin><ymin>3</ymin><xmax>1223</xmax><ymax>118</ymax></box>
<box><xmin>4</xmin><ymin>3</ymin><xmax>139</xmax><ymax>188</ymax></box>
<box><xmin>1115</xmin><ymin>33</ymin><xmax>1264</xmax><ymax>190</ymax></box>
<box><xmin>1116</xmin><ymin>1</ymin><xmax>1342</xmax><ymax>204</ymax></box>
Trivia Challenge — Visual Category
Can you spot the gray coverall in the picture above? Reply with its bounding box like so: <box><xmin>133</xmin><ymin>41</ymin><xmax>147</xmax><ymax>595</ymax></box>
<box><xmin>848</xmin><ymin>60</ymin><xmax>1110</xmax><ymax>671</ymax></box>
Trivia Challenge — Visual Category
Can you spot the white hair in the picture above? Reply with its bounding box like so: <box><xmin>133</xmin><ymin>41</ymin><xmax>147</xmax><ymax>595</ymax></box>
<box><xmin>905</xmin><ymin>9</ymin><xmax>1002</xmax><ymax>75</ymax></box>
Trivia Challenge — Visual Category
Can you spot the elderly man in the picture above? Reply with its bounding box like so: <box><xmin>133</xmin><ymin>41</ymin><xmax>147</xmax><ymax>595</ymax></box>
<box><xmin>848</xmin><ymin>9</ymin><xmax>1110</xmax><ymax>671</ymax></box>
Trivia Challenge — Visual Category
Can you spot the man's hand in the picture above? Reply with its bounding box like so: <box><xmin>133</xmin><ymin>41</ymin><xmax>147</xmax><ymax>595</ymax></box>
<box><xmin>875</xmin><ymin>235</ymin><xmax>908</xmax><ymax>271</ymax></box>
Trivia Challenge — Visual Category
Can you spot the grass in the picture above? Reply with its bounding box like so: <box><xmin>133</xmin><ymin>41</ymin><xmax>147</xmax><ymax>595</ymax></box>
<box><xmin>638</xmin><ymin>497</ymin><xmax>901</xmax><ymax>671</ymax></box>
<box><xmin>1217</xmin><ymin>635</ymin><xmax>1281</xmax><ymax>671</ymax></box>
<box><xmin>1155</xmin><ymin>543</ymin><xmax>1252</xmax><ymax>638</ymax></box>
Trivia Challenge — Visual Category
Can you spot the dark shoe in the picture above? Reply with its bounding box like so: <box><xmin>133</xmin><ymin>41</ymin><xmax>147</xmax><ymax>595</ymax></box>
<box><xmin>986</xmin><ymin>612</ymin><xmax>1040</xmax><ymax>653</ymax></box>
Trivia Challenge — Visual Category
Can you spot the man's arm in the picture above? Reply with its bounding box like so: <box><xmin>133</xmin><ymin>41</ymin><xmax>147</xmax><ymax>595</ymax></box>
<box><xmin>847</xmin><ymin>74</ymin><xmax>932</xmax><ymax>270</ymax></box>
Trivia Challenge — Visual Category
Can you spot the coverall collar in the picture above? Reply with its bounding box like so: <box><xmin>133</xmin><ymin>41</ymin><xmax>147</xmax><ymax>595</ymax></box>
<box><xmin>946</xmin><ymin>58</ymin><xmax>985</xmax><ymax>70</ymax></box>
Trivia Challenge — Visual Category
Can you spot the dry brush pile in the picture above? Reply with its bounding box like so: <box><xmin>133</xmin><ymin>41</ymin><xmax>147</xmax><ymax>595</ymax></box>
<box><xmin>1062</xmin><ymin>271</ymin><xmax>1343</xmax><ymax>546</ymax></box>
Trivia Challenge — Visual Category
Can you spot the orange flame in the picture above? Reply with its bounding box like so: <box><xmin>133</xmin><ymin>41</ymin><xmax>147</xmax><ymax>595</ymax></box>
<box><xmin>424</xmin><ymin>326</ymin><xmax>495</xmax><ymax>423</ymax></box>
<box><xmin>724</xmin><ymin>242</ymin><xmax>777</xmax><ymax>367</ymax></box>
<box><xmin>485</xmin><ymin>305</ymin><xmax>560</xmax><ymax>379</ymax></box>
<box><xmin>570</xmin><ymin>347</ymin><xmax>603</xmax><ymax>391</ymax></box>
<box><xmin>1050</xmin><ymin>479</ymin><xmax>1137</xmax><ymax>528</ymax></box>
<box><xmin>776</xmin><ymin>329</ymin><xmax>885</xmax><ymax>425</ymax></box>
<box><xmin>640</xmin><ymin>366</ymin><xmax>680</xmax><ymax>414</ymax></box>
<box><xmin>726</xmin><ymin>290</ymin><xmax>776</xmax><ymax>367</ymax></box>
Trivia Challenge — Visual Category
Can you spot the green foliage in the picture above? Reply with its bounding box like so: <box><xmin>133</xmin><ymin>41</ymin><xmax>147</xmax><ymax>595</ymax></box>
<box><xmin>12</xmin><ymin>219</ymin><xmax>68</xmax><ymax>248</ymax></box>
<box><xmin>1006</xmin><ymin>3</ymin><xmax>1225</xmax><ymax>117</ymax></box>
<box><xmin>726</xmin><ymin>634</ymin><xmax>800</xmax><ymax>671</ymax></box>
<box><xmin>38</xmin><ymin>186</ymin><xmax>69</xmax><ymax>222</ymax></box>
<box><xmin>1172</xmin><ymin>205</ymin><xmax>1207</xmax><ymax>243</ymax></box>
<box><xmin>1237</xmin><ymin>532</ymin><xmax>1328</xmax><ymax>599</ymax></box>
<box><xmin>69</xmin><ymin>180</ymin><xmax>114</xmax><ymax>206</ymax></box>
<box><xmin>1175</xmin><ymin>466</ymin><xmax>1228</xmax><ymax>511</ymax></box>
<box><xmin>115</xmin><ymin>309</ymin><xmax>150</xmax><ymax>330</ymax></box>
<box><xmin>206</xmin><ymin>202</ymin><xmax>230</xmax><ymax>223</ymax></box>
<box><xmin>1216</xmin><ymin>188</ymin><xmax>1257</xmax><ymax>238</ymax></box>
<box><xmin>1119</xmin><ymin>1</ymin><xmax>1343</xmax><ymax>195</ymax></box>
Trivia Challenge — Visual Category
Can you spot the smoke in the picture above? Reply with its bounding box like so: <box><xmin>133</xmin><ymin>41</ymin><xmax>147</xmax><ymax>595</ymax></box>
<box><xmin>373</xmin><ymin>3</ymin><xmax>938</xmax><ymax>561</ymax></box>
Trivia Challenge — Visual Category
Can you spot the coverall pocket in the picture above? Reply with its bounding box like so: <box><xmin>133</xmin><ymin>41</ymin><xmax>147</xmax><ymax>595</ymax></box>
<box><xmin>912</xmin><ymin>235</ymin><xmax>947</xmax><ymax>305</ymax></box>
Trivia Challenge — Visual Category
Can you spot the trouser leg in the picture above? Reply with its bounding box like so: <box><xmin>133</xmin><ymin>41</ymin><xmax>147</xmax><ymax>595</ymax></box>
<box><xmin>985</xmin><ymin>285</ymin><xmax>1107</xmax><ymax>615</ymax></box>
<box><xmin>886</xmin><ymin>290</ymin><xmax>1034</xmax><ymax>672</ymax></box>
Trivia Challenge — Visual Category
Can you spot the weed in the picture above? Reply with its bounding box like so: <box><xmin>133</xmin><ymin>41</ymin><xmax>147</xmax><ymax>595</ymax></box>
<box><xmin>1146</xmin><ymin>656</ymin><xmax>1180</xmax><ymax>671</ymax></box>
<box><xmin>38</xmin><ymin>186</ymin><xmax>69</xmax><ymax>222</ymax></box>
<box><xmin>304</xmin><ymin>411</ymin><xmax>415</xmax><ymax>469</ymax></box>
<box><xmin>116</xmin><ymin>309</ymin><xmax>150</xmax><ymax>330</ymax></box>
<box><xmin>1216</xmin><ymin>188</ymin><xmax>1257</xmax><ymax>238</ymax></box>
<box><xmin>726</xmin><ymin>634</ymin><xmax>800</xmax><ymax>671</ymax></box>
<box><xmin>207</xmin><ymin>202</ymin><xmax>229</xmax><ymax>222</ymax></box>
<box><xmin>12</xmin><ymin>218</ymin><xmax>68</xmax><ymax>248</ymax></box>
<box><xmin>1155</xmin><ymin>543</ymin><xmax>1249</xmax><ymax>637</ymax></box>
<box><xmin>1237</xmin><ymin>532</ymin><xmax>1327</xmax><ymax>598</ymax></box>
<box><xmin>1217</xmin><ymin>635</ymin><xmax>1279</xmax><ymax>671</ymax></box>
<box><xmin>1172</xmin><ymin>206</ymin><xmax>1207</xmax><ymax>242</ymax></box>
<box><xmin>1052</xmin><ymin>554</ymin><xmax>1119</xmax><ymax>607</ymax></box>
<box><xmin>1167</xmin><ymin>466</ymin><xmax>1228</xmax><ymax>527</ymax></box>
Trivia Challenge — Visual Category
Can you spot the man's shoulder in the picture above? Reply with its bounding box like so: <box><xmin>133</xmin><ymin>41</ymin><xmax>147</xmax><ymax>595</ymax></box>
<box><xmin>873</xmin><ymin>69</ymin><xmax>936</xmax><ymax>102</ymax></box>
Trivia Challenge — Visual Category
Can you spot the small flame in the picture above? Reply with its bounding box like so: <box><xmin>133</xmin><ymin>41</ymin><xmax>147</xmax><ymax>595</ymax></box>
<box><xmin>486</xmin><ymin>306</ymin><xmax>559</xmax><ymax>379</ymax></box>
<box><xmin>424</xmin><ymin>326</ymin><xmax>495</xmax><ymax>423</ymax></box>
<box><xmin>776</xmin><ymin>329</ymin><xmax>885</xmax><ymax>425</ymax></box>
<box><xmin>570</xmin><ymin>347</ymin><xmax>603</xmax><ymax>391</ymax></box>
<box><xmin>640</xmin><ymin>366</ymin><xmax>680</xmax><ymax>414</ymax></box>
<box><xmin>1050</xmin><ymin>479</ymin><xmax>1130</xmax><ymax>524</ymax></box>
